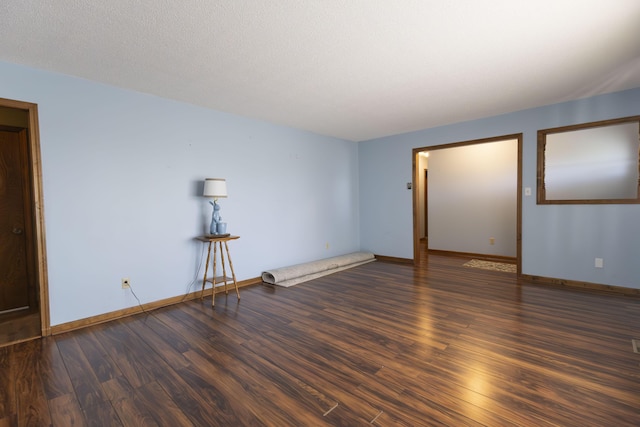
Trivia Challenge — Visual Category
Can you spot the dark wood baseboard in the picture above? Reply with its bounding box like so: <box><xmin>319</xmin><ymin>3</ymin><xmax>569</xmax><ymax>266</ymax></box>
<box><xmin>50</xmin><ymin>277</ymin><xmax>262</xmax><ymax>335</ymax></box>
<box><xmin>521</xmin><ymin>274</ymin><xmax>640</xmax><ymax>296</ymax></box>
<box><xmin>374</xmin><ymin>254</ymin><xmax>414</xmax><ymax>265</ymax></box>
<box><xmin>427</xmin><ymin>249</ymin><xmax>516</xmax><ymax>264</ymax></box>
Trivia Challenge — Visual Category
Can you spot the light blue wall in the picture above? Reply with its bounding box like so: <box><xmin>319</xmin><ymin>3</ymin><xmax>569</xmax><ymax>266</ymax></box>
<box><xmin>2</xmin><ymin>59</ymin><xmax>638</xmax><ymax>327</ymax></box>
<box><xmin>359</xmin><ymin>88</ymin><xmax>640</xmax><ymax>289</ymax></box>
<box><xmin>0</xmin><ymin>61</ymin><xmax>360</xmax><ymax>326</ymax></box>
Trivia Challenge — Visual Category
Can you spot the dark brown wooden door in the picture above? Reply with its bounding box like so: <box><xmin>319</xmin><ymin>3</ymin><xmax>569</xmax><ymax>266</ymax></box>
<box><xmin>0</xmin><ymin>128</ymin><xmax>32</xmax><ymax>313</ymax></box>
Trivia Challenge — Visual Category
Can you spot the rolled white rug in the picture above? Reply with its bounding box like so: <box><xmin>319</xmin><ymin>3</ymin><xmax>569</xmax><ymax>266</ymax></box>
<box><xmin>261</xmin><ymin>252</ymin><xmax>376</xmax><ymax>287</ymax></box>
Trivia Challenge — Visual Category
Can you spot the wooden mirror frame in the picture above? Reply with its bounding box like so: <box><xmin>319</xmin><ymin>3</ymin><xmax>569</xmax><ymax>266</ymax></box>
<box><xmin>537</xmin><ymin>116</ymin><xmax>640</xmax><ymax>204</ymax></box>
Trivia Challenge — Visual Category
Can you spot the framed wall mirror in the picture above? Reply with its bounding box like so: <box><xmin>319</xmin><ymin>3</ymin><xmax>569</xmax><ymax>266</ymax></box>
<box><xmin>537</xmin><ymin>116</ymin><xmax>640</xmax><ymax>204</ymax></box>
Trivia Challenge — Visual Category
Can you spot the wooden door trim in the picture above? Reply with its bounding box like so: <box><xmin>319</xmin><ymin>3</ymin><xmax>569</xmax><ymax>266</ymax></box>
<box><xmin>0</xmin><ymin>97</ymin><xmax>50</xmax><ymax>336</ymax></box>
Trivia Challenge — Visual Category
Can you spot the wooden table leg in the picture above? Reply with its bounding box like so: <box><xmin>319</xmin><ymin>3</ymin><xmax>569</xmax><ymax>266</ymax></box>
<box><xmin>212</xmin><ymin>241</ymin><xmax>219</xmax><ymax>306</ymax></box>
<box><xmin>224</xmin><ymin>241</ymin><xmax>240</xmax><ymax>301</ymax></box>
<box><xmin>200</xmin><ymin>242</ymin><xmax>212</xmax><ymax>300</ymax></box>
<box><xmin>220</xmin><ymin>243</ymin><xmax>229</xmax><ymax>295</ymax></box>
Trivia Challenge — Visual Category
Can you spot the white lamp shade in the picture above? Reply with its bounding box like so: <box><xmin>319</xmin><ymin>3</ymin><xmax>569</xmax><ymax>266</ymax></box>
<box><xmin>203</xmin><ymin>178</ymin><xmax>227</xmax><ymax>198</ymax></box>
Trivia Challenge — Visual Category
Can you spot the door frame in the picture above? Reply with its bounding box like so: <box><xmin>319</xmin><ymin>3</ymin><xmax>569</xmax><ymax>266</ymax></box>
<box><xmin>0</xmin><ymin>97</ymin><xmax>50</xmax><ymax>336</ymax></box>
<box><xmin>412</xmin><ymin>133</ymin><xmax>523</xmax><ymax>275</ymax></box>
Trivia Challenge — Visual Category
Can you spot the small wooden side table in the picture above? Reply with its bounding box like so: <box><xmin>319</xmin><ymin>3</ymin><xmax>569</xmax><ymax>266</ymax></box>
<box><xmin>196</xmin><ymin>235</ymin><xmax>240</xmax><ymax>306</ymax></box>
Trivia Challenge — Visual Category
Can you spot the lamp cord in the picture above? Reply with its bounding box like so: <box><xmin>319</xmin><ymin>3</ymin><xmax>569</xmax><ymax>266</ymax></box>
<box><xmin>126</xmin><ymin>241</ymin><xmax>208</xmax><ymax>324</ymax></box>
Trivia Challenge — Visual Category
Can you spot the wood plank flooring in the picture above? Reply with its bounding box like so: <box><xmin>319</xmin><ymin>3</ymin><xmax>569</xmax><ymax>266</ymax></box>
<box><xmin>1</xmin><ymin>255</ymin><xmax>639</xmax><ymax>426</ymax></box>
<box><xmin>0</xmin><ymin>310</ymin><xmax>40</xmax><ymax>347</ymax></box>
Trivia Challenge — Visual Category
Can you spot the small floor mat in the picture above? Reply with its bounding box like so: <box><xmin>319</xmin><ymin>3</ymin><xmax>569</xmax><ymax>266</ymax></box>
<box><xmin>463</xmin><ymin>259</ymin><xmax>516</xmax><ymax>273</ymax></box>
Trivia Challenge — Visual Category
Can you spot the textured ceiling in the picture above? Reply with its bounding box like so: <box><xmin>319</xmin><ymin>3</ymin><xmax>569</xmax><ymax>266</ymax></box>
<box><xmin>1</xmin><ymin>1</ymin><xmax>640</xmax><ymax>141</ymax></box>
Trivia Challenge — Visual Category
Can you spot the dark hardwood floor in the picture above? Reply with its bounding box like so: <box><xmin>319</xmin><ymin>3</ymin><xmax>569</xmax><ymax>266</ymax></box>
<box><xmin>0</xmin><ymin>310</ymin><xmax>40</xmax><ymax>348</ymax></box>
<box><xmin>1</xmin><ymin>255</ymin><xmax>639</xmax><ymax>426</ymax></box>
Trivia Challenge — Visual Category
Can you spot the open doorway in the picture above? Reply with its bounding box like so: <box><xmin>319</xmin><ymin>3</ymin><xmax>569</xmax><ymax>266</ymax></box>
<box><xmin>0</xmin><ymin>98</ymin><xmax>49</xmax><ymax>346</ymax></box>
<box><xmin>412</xmin><ymin>134</ymin><xmax>522</xmax><ymax>275</ymax></box>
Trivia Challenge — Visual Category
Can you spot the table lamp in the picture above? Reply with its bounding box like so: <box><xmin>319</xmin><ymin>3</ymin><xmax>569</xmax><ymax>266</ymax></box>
<box><xmin>203</xmin><ymin>178</ymin><xmax>228</xmax><ymax>235</ymax></box>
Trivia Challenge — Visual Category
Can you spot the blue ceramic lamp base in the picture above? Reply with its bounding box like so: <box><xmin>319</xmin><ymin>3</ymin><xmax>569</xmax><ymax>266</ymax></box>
<box><xmin>209</xmin><ymin>200</ymin><xmax>227</xmax><ymax>235</ymax></box>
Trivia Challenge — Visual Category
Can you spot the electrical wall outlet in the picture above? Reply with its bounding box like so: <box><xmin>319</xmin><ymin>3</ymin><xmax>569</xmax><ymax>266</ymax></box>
<box><xmin>594</xmin><ymin>258</ymin><xmax>604</xmax><ymax>268</ymax></box>
<box><xmin>121</xmin><ymin>278</ymin><xmax>130</xmax><ymax>289</ymax></box>
<box><xmin>489</xmin><ymin>237</ymin><xmax>495</xmax><ymax>245</ymax></box>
